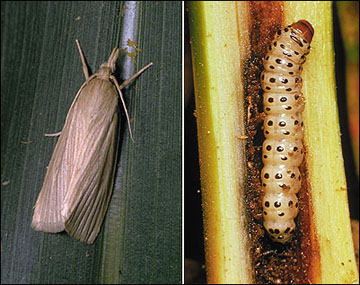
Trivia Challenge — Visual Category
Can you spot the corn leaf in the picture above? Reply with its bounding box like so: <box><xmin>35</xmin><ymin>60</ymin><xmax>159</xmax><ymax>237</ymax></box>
<box><xmin>1</xmin><ymin>1</ymin><xmax>181</xmax><ymax>284</ymax></box>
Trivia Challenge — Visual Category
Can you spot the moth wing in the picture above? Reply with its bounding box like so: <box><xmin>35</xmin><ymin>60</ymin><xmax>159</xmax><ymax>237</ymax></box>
<box><xmin>31</xmin><ymin>79</ymin><xmax>92</xmax><ymax>233</ymax></box>
<box><xmin>61</xmin><ymin>78</ymin><xmax>120</xmax><ymax>244</ymax></box>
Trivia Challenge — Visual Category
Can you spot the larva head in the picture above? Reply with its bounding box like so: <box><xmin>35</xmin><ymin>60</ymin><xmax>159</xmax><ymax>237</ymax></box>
<box><xmin>292</xmin><ymin>20</ymin><xmax>314</xmax><ymax>44</ymax></box>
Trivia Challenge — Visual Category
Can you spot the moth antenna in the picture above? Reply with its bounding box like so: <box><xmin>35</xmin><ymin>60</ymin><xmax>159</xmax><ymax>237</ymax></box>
<box><xmin>102</xmin><ymin>48</ymin><xmax>120</xmax><ymax>73</ymax></box>
<box><xmin>75</xmin><ymin>39</ymin><xmax>90</xmax><ymax>80</ymax></box>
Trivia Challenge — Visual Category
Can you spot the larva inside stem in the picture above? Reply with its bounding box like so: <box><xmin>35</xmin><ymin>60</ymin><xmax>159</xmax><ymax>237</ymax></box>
<box><xmin>260</xmin><ymin>20</ymin><xmax>314</xmax><ymax>244</ymax></box>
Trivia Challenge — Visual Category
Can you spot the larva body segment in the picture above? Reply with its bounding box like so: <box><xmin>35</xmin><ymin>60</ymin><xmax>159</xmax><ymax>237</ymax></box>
<box><xmin>260</xmin><ymin>20</ymin><xmax>314</xmax><ymax>243</ymax></box>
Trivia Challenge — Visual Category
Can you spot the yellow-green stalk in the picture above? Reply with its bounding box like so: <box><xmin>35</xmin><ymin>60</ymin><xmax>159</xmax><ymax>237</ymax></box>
<box><xmin>189</xmin><ymin>1</ymin><xmax>359</xmax><ymax>284</ymax></box>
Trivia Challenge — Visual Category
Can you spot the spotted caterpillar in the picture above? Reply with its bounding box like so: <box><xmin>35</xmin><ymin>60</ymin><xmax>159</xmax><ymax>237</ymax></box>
<box><xmin>260</xmin><ymin>20</ymin><xmax>314</xmax><ymax>243</ymax></box>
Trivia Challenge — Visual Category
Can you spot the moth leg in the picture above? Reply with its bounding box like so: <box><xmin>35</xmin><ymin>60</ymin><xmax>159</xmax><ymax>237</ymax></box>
<box><xmin>75</xmin><ymin>39</ymin><xmax>90</xmax><ymax>80</ymax></box>
<box><xmin>111</xmin><ymin>75</ymin><xmax>135</xmax><ymax>142</ymax></box>
<box><xmin>118</xmin><ymin>62</ymin><xmax>153</xmax><ymax>89</ymax></box>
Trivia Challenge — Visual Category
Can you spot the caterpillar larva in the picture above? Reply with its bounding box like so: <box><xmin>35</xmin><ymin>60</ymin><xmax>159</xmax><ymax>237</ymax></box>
<box><xmin>260</xmin><ymin>20</ymin><xmax>314</xmax><ymax>243</ymax></box>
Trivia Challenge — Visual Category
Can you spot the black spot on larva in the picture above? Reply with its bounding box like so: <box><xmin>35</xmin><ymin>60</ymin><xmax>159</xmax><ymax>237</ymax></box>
<box><xmin>286</xmin><ymin>88</ymin><xmax>292</xmax><ymax>92</ymax></box>
<box><xmin>301</xmin><ymin>55</ymin><xmax>305</xmax><ymax>59</ymax></box>
<box><xmin>277</xmin><ymin>146</ymin><xmax>284</xmax><ymax>152</ymax></box>
<box><xmin>293</xmin><ymin>147</ymin><xmax>298</xmax><ymax>151</ymax></box>
<box><xmin>266</xmin><ymin>86</ymin><xmax>271</xmax><ymax>90</ymax></box>
<box><xmin>287</xmin><ymin>62</ymin><xmax>293</xmax><ymax>67</ymax></box>
<box><xmin>290</xmin><ymin>173</ymin><xmax>295</xmax><ymax>178</ymax></box>
<box><xmin>298</xmin><ymin>176</ymin><xmax>301</xmax><ymax>181</ymax></box>
<box><xmin>289</xmin><ymin>71</ymin><xmax>294</xmax><ymax>75</ymax></box>
<box><xmin>294</xmin><ymin>51</ymin><xmax>299</xmax><ymax>55</ymax></box>
<box><xmin>265</xmin><ymin>201</ymin><xmax>270</xmax><ymax>207</ymax></box>
<box><xmin>266</xmin><ymin>145</ymin><xmax>271</xmax><ymax>151</ymax></box>
<box><xmin>295</xmin><ymin>94</ymin><xmax>299</xmax><ymax>100</ymax></box>
<box><xmin>263</xmin><ymin>155</ymin><xmax>268</xmax><ymax>159</ymax></box>
<box><xmin>269</xmin><ymin>228</ymin><xmax>274</xmax><ymax>234</ymax></box>
<box><xmin>266</xmin><ymin>107</ymin><xmax>271</xmax><ymax>111</ymax></box>
<box><xmin>274</xmin><ymin>41</ymin><xmax>277</xmax><ymax>47</ymax></box>
<box><xmin>281</xmin><ymin>78</ymin><xmax>288</xmax><ymax>84</ymax></box>
<box><xmin>264</xmin><ymin>173</ymin><xmax>270</xmax><ymax>179</ymax></box>
<box><xmin>270</xmin><ymin>65</ymin><xmax>275</xmax><ymax>69</ymax></box>
<box><xmin>266</xmin><ymin>56</ymin><xmax>269</xmax><ymax>60</ymax></box>
<box><xmin>275</xmin><ymin>229</ymin><xmax>280</xmax><ymax>234</ymax></box>
<box><xmin>279</xmin><ymin>121</ymin><xmax>286</xmax><ymax>127</ymax></box>
<box><xmin>262</xmin><ymin>74</ymin><xmax>265</xmax><ymax>80</ymax></box>
<box><xmin>265</xmin><ymin>130</ymin><xmax>269</xmax><ymax>134</ymax></box>
<box><xmin>283</xmin><ymin>131</ymin><xmax>290</xmax><ymax>135</ymax></box>
<box><xmin>263</xmin><ymin>183</ymin><xmax>267</xmax><ymax>186</ymax></box>
<box><xmin>280</xmin><ymin>97</ymin><xmax>287</xmax><ymax>102</ymax></box>
<box><xmin>267</xmin><ymin>121</ymin><xmax>273</xmax><ymax>126</ymax></box>
<box><xmin>281</xmin><ymin>156</ymin><xmax>288</xmax><ymax>161</ymax></box>
<box><xmin>284</xmin><ymin>28</ymin><xmax>289</xmax><ymax>32</ymax></box>
<box><xmin>274</xmin><ymin>201</ymin><xmax>281</xmax><ymax>207</ymax></box>
<box><xmin>283</xmin><ymin>51</ymin><xmax>292</xmax><ymax>57</ymax></box>
<box><xmin>275</xmin><ymin>173</ymin><xmax>283</xmax><ymax>179</ymax></box>
<box><xmin>264</xmin><ymin>211</ymin><xmax>267</xmax><ymax>215</ymax></box>
<box><xmin>269</xmin><ymin>45</ymin><xmax>272</xmax><ymax>50</ymax></box>
<box><xmin>278</xmin><ymin>212</ymin><xmax>285</xmax><ymax>217</ymax></box>
<box><xmin>285</xmin><ymin>106</ymin><xmax>292</xmax><ymax>110</ymax></box>
<box><xmin>280</xmin><ymin>44</ymin><xmax>285</xmax><ymax>49</ymax></box>
<box><xmin>301</xmin><ymin>122</ymin><xmax>304</xmax><ymax>126</ymax></box>
<box><xmin>268</xmin><ymin>97</ymin><xmax>274</xmax><ymax>103</ymax></box>
<box><xmin>307</xmin><ymin>45</ymin><xmax>311</xmax><ymax>50</ymax></box>
<box><xmin>288</xmin><ymin>201</ymin><xmax>293</xmax><ymax>207</ymax></box>
<box><xmin>295</xmin><ymin>77</ymin><xmax>300</xmax><ymax>83</ymax></box>
<box><xmin>276</xmin><ymin>59</ymin><xmax>282</xmax><ymax>64</ymax></box>
<box><xmin>285</xmin><ymin>227</ymin><xmax>291</xmax><ymax>233</ymax></box>
<box><xmin>270</xmin><ymin>78</ymin><xmax>276</xmax><ymax>83</ymax></box>
<box><xmin>303</xmin><ymin>39</ymin><xmax>308</xmax><ymax>44</ymax></box>
<box><xmin>295</xmin><ymin>202</ymin><xmax>299</xmax><ymax>208</ymax></box>
<box><xmin>294</xmin><ymin>120</ymin><xmax>299</xmax><ymax>125</ymax></box>
<box><xmin>277</xmin><ymin>30</ymin><xmax>281</xmax><ymax>35</ymax></box>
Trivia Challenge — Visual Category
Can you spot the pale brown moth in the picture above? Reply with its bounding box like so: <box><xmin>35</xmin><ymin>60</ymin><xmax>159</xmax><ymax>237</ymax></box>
<box><xmin>32</xmin><ymin>40</ymin><xmax>153</xmax><ymax>244</ymax></box>
<box><xmin>260</xmin><ymin>20</ymin><xmax>314</xmax><ymax>243</ymax></box>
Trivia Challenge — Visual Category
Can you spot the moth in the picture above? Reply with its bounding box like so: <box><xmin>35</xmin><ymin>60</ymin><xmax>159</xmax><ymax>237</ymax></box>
<box><xmin>260</xmin><ymin>20</ymin><xmax>314</xmax><ymax>243</ymax></box>
<box><xmin>32</xmin><ymin>40</ymin><xmax>153</xmax><ymax>244</ymax></box>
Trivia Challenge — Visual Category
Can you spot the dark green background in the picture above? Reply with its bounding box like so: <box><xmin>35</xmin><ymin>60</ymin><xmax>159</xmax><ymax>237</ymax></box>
<box><xmin>1</xmin><ymin>1</ymin><xmax>182</xmax><ymax>284</ymax></box>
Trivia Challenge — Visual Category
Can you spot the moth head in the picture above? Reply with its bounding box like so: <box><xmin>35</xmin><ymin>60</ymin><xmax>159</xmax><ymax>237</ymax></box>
<box><xmin>99</xmin><ymin>48</ymin><xmax>120</xmax><ymax>76</ymax></box>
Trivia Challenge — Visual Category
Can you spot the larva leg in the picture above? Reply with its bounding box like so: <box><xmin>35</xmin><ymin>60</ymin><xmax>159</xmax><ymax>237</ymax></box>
<box><xmin>75</xmin><ymin>39</ymin><xmax>90</xmax><ymax>80</ymax></box>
